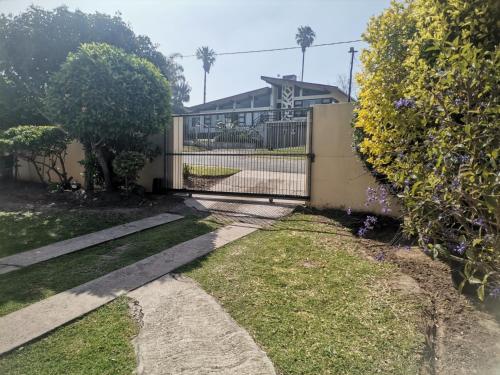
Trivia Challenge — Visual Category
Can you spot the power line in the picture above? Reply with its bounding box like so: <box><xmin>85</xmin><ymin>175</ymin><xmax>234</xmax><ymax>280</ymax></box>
<box><xmin>180</xmin><ymin>39</ymin><xmax>363</xmax><ymax>58</ymax></box>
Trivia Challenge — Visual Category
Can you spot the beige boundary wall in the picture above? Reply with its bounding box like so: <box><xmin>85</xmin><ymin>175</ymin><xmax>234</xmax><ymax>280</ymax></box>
<box><xmin>309</xmin><ymin>103</ymin><xmax>401</xmax><ymax>216</ymax></box>
<box><xmin>17</xmin><ymin>135</ymin><xmax>166</xmax><ymax>192</ymax></box>
<box><xmin>16</xmin><ymin>106</ymin><xmax>401</xmax><ymax>217</ymax></box>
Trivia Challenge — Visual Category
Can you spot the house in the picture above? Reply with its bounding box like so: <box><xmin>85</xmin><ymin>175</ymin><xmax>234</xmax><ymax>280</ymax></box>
<box><xmin>183</xmin><ymin>75</ymin><xmax>350</xmax><ymax>149</ymax></box>
<box><xmin>185</xmin><ymin>74</ymin><xmax>350</xmax><ymax>128</ymax></box>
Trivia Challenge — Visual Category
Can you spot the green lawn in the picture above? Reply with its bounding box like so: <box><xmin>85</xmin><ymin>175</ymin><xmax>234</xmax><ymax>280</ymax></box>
<box><xmin>182</xmin><ymin>213</ymin><xmax>426</xmax><ymax>375</ymax></box>
<box><xmin>256</xmin><ymin>146</ymin><xmax>306</xmax><ymax>154</ymax></box>
<box><xmin>184</xmin><ymin>164</ymin><xmax>240</xmax><ymax>178</ymax></box>
<box><xmin>0</xmin><ymin>215</ymin><xmax>219</xmax><ymax>316</ymax></box>
<box><xmin>0</xmin><ymin>209</ymin><xmax>145</xmax><ymax>258</ymax></box>
<box><xmin>0</xmin><ymin>298</ymin><xmax>138</xmax><ymax>375</ymax></box>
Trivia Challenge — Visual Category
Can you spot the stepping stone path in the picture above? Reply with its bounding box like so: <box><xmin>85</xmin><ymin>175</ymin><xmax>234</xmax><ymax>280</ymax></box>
<box><xmin>0</xmin><ymin>213</ymin><xmax>183</xmax><ymax>275</ymax></box>
<box><xmin>129</xmin><ymin>274</ymin><xmax>276</xmax><ymax>375</ymax></box>
<box><xmin>0</xmin><ymin>224</ymin><xmax>259</xmax><ymax>355</ymax></box>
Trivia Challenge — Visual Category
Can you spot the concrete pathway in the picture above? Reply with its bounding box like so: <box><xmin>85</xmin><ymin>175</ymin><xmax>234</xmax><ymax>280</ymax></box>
<box><xmin>0</xmin><ymin>213</ymin><xmax>183</xmax><ymax>275</ymax></box>
<box><xmin>129</xmin><ymin>274</ymin><xmax>276</xmax><ymax>375</ymax></box>
<box><xmin>0</xmin><ymin>224</ymin><xmax>258</xmax><ymax>355</ymax></box>
<box><xmin>184</xmin><ymin>194</ymin><xmax>300</xmax><ymax>226</ymax></box>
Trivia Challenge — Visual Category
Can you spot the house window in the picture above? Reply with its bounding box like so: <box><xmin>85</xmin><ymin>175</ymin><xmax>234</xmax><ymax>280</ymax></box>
<box><xmin>294</xmin><ymin>100</ymin><xmax>303</xmax><ymax>107</ymax></box>
<box><xmin>219</xmin><ymin>101</ymin><xmax>234</xmax><ymax>110</ymax></box>
<box><xmin>236</xmin><ymin>97</ymin><xmax>251</xmax><ymax>109</ymax></box>
<box><xmin>277</xmin><ymin>87</ymin><xmax>282</xmax><ymax>99</ymax></box>
<box><xmin>203</xmin><ymin>116</ymin><xmax>212</xmax><ymax>128</ymax></box>
<box><xmin>294</xmin><ymin>86</ymin><xmax>301</xmax><ymax>96</ymax></box>
<box><xmin>321</xmin><ymin>98</ymin><xmax>333</xmax><ymax>104</ymax></box>
<box><xmin>302</xmin><ymin>88</ymin><xmax>330</xmax><ymax>96</ymax></box>
<box><xmin>254</xmin><ymin>94</ymin><xmax>270</xmax><ymax>108</ymax></box>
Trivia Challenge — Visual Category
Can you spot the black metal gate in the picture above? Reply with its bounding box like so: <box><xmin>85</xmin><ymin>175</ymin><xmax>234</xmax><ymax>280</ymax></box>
<box><xmin>167</xmin><ymin>108</ymin><xmax>312</xmax><ymax>199</ymax></box>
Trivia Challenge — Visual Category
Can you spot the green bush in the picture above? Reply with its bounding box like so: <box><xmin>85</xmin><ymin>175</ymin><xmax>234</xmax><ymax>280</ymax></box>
<box><xmin>112</xmin><ymin>151</ymin><xmax>145</xmax><ymax>191</ymax></box>
<box><xmin>214</xmin><ymin>129</ymin><xmax>263</xmax><ymax>146</ymax></box>
<box><xmin>46</xmin><ymin>42</ymin><xmax>170</xmax><ymax>191</ymax></box>
<box><xmin>0</xmin><ymin>125</ymin><xmax>71</xmax><ymax>185</ymax></box>
<box><xmin>355</xmin><ymin>0</ymin><xmax>499</xmax><ymax>299</ymax></box>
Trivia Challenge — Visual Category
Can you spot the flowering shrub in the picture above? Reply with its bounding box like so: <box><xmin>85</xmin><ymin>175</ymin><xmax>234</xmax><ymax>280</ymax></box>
<box><xmin>355</xmin><ymin>0</ymin><xmax>499</xmax><ymax>299</ymax></box>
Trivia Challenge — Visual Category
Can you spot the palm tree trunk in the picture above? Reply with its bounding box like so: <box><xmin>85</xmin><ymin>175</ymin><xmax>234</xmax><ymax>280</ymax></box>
<box><xmin>203</xmin><ymin>70</ymin><xmax>207</xmax><ymax>104</ymax></box>
<box><xmin>301</xmin><ymin>50</ymin><xmax>305</xmax><ymax>81</ymax></box>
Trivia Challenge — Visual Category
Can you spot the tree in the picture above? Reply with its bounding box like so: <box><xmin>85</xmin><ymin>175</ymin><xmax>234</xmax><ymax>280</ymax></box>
<box><xmin>196</xmin><ymin>46</ymin><xmax>216</xmax><ymax>104</ymax></box>
<box><xmin>0</xmin><ymin>6</ymin><xmax>189</xmax><ymax>127</ymax></box>
<box><xmin>0</xmin><ymin>125</ymin><xmax>71</xmax><ymax>185</ymax></box>
<box><xmin>46</xmin><ymin>43</ymin><xmax>171</xmax><ymax>191</ymax></box>
<box><xmin>295</xmin><ymin>26</ymin><xmax>316</xmax><ymax>81</ymax></box>
<box><xmin>355</xmin><ymin>0</ymin><xmax>499</xmax><ymax>299</ymax></box>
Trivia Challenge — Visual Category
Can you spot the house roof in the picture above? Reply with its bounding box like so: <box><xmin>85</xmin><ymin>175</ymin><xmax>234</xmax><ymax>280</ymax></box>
<box><xmin>186</xmin><ymin>87</ymin><xmax>271</xmax><ymax>112</ymax></box>
<box><xmin>186</xmin><ymin>76</ymin><xmax>351</xmax><ymax>112</ymax></box>
<box><xmin>260</xmin><ymin>76</ymin><xmax>350</xmax><ymax>102</ymax></box>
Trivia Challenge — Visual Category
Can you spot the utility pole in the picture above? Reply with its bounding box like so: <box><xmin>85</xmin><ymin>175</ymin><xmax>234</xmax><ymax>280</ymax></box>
<box><xmin>347</xmin><ymin>47</ymin><xmax>358</xmax><ymax>102</ymax></box>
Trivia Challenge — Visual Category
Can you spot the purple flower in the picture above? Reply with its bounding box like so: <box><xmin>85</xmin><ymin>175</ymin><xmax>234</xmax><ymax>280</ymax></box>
<box><xmin>489</xmin><ymin>288</ymin><xmax>500</xmax><ymax>299</ymax></box>
<box><xmin>453</xmin><ymin>242</ymin><xmax>467</xmax><ymax>255</ymax></box>
<box><xmin>458</xmin><ymin>155</ymin><xmax>470</xmax><ymax>164</ymax></box>
<box><xmin>473</xmin><ymin>218</ymin><xmax>485</xmax><ymax>227</ymax></box>
<box><xmin>374</xmin><ymin>253</ymin><xmax>385</xmax><ymax>261</ymax></box>
<box><xmin>346</xmin><ymin>207</ymin><xmax>352</xmax><ymax>215</ymax></box>
<box><xmin>404</xmin><ymin>245</ymin><xmax>411</xmax><ymax>251</ymax></box>
<box><xmin>394</xmin><ymin>98</ymin><xmax>415</xmax><ymax>110</ymax></box>
<box><xmin>357</xmin><ymin>227</ymin><xmax>367</xmax><ymax>237</ymax></box>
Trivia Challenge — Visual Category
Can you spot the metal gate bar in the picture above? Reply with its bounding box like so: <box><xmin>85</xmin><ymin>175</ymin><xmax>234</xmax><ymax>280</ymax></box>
<box><xmin>167</xmin><ymin>108</ymin><xmax>312</xmax><ymax>199</ymax></box>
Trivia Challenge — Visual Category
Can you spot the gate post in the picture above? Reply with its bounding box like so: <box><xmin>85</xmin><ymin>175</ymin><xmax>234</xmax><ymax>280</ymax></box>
<box><xmin>166</xmin><ymin>116</ymin><xmax>184</xmax><ymax>189</ymax></box>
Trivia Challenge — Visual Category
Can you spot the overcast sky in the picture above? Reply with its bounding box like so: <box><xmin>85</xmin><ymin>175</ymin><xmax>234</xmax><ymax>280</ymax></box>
<box><xmin>0</xmin><ymin>0</ymin><xmax>391</xmax><ymax>105</ymax></box>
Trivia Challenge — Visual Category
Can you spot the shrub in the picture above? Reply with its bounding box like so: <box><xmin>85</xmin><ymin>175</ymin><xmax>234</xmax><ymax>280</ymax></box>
<box><xmin>0</xmin><ymin>125</ymin><xmax>71</xmax><ymax>185</ymax></box>
<box><xmin>355</xmin><ymin>0</ymin><xmax>499</xmax><ymax>299</ymax></box>
<box><xmin>46</xmin><ymin>42</ymin><xmax>171</xmax><ymax>191</ymax></box>
<box><xmin>214</xmin><ymin>129</ymin><xmax>263</xmax><ymax>146</ymax></box>
<box><xmin>112</xmin><ymin>151</ymin><xmax>146</xmax><ymax>192</ymax></box>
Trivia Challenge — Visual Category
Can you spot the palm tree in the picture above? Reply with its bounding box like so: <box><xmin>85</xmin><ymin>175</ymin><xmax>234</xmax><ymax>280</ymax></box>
<box><xmin>196</xmin><ymin>46</ymin><xmax>216</xmax><ymax>104</ymax></box>
<box><xmin>295</xmin><ymin>26</ymin><xmax>316</xmax><ymax>81</ymax></box>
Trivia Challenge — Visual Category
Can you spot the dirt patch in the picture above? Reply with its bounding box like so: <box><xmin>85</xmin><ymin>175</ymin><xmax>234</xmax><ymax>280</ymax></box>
<box><xmin>0</xmin><ymin>180</ymin><xmax>187</xmax><ymax>216</ymax></box>
<box><xmin>362</xmin><ymin>240</ymin><xmax>500</xmax><ymax>375</ymax></box>
<box><xmin>183</xmin><ymin>176</ymin><xmax>224</xmax><ymax>191</ymax></box>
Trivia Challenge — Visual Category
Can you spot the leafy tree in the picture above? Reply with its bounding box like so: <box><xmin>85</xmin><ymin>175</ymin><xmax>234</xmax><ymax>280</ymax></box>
<box><xmin>196</xmin><ymin>46</ymin><xmax>216</xmax><ymax>104</ymax></box>
<box><xmin>355</xmin><ymin>0</ymin><xmax>499</xmax><ymax>299</ymax></box>
<box><xmin>295</xmin><ymin>26</ymin><xmax>316</xmax><ymax>81</ymax></box>
<box><xmin>112</xmin><ymin>151</ymin><xmax>146</xmax><ymax>192</ymax></box>
<box><xmin>0</xmin><ymin>6</ymin><xmax>189</xmax><ymax>128</ymax></box>
<box><xmin>46</xmin><ymin>43</ymin><xmax>171</xmax><ymax>191</ymax></box>
<box><xmin>0</xmin><ymin>125</ymin><xmax>71</xmax><ymax>185</ymax></box>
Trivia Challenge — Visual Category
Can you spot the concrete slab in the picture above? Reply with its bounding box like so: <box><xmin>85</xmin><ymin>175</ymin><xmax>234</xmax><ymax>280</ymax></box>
<box><xmin>184</xmin><ymin>194</ymin><xmax>300</xmax><ymax>225</ymax></box>
<box><xmin>0</xmin><ymin>224</ymin><xmax>259</xmax><ymax>355</ymax></box>
<box><xmin>129</xmin><ymin>274</ymin><xmax>276</xmax><ymax>375</ymax></box>
<box><xmin>208</xmin><ymin>170</ymin><xmax>306</xmax><ymax>197</ymax></box>
<box><xmin>0</xmin><ymin>213</ymin><xmax>183</xmax><ymax>275</ymax></box>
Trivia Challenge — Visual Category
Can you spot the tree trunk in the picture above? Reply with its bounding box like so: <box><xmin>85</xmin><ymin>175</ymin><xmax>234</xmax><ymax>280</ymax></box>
<box><xmin>301</xmin><ymin>50</ymin><xmax>305</xmax><ymax>81</ymax></box>
<box><xmin>94</xmin><ymin>146</ymin><xmax>113</xmax><ymax>191</ymax></box>
<box><xmin>83</xmin><ymin>145</ymin><xmax>94</xmax><ymax>191</ymax></box>
<box><xmin>203</xmin><ymin>70</ymin><xmax>207</xmax><ymax>104</ymax></box>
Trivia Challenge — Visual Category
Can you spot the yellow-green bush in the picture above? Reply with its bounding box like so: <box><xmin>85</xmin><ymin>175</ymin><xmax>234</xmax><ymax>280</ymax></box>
<box><xmin>355</xmin><ymin>0</ymin><xmax>499</xmax><ymax>299</ymax></box>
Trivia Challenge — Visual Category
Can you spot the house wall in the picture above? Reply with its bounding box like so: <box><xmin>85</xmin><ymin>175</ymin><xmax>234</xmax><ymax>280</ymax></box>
<box><xmin>309</xmin><ymin>103</ymin><xmax>402</xmax><ymax>216</ymax></box>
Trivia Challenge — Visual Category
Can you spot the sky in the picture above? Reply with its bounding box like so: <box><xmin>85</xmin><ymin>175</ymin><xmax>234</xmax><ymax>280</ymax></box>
<box><xmin>0</xmin><ymin>0</ymin><xmax>392</xmax><ymax>106</ymax></box>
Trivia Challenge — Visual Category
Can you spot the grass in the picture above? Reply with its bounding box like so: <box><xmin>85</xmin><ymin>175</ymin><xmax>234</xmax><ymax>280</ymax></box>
<box><xmin>0</xmin><ymin>297</ymin><xmax>138</xmax><ymax>375</ymax></box>
<box><xmin>0</xmin><ymin>215</ymin><xmax>219</xmax><ymax>317</ymax></box>
<box><xmin>184</xmin><ymin>164</ymin><xmax>240</xmax><ymax>178</ymax></box>
<box><xmin>0</xmin><ymin>209</ymin><xmax>144</xmax><ymax>258</ymax></box>
<box><xmin>182</xmin><ymin>213</ymin><xmax>426</xmax><ymax>375</ymax></box>
<box><xmin>255</xmin><ymin>146</ymin><xmax>306</xmax><ymax>154</ymax></box>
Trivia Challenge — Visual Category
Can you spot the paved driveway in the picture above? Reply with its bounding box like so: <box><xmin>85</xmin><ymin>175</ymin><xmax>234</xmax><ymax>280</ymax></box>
<box><xmin>182</xmin><ymin>149</ymin><xmax>307</xmax><ymax>173</ymax></box>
